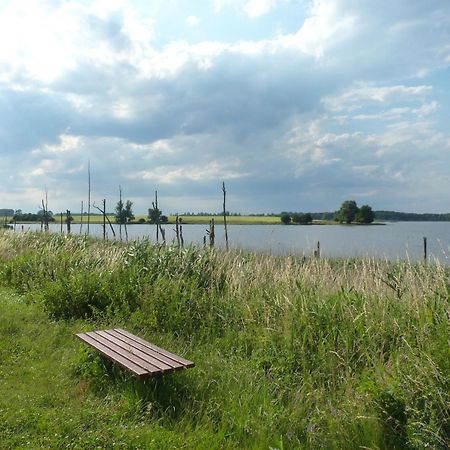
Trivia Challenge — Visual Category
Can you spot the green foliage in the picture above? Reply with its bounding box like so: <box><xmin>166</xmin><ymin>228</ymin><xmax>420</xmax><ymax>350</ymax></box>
<box><xmin>335</xmin><ymin>200</ymin><xmax>359</xmax><ymax>223</ymax></box>
<box><xmin>280</xmin><ymin>213</ymin><xmax>291</xmax><ymax>224</ymax></box>
<box><xmin>115</xmin><ymin>199</ymin><xmax>134</xmax><ymax>224</ymax></box>
<box><xmin>292</xmin><ymin>212</ymin><xmax>313</xmax><ymax>224</ymax></box>
<box><xmin>0</xmin><ymin>232</ymin><xmax>449</xmax><ymax>448</ymax></box>
<box><xmin>356</xmin><ymin>204</ymin><xmax>375</xmax><ymax>223</ymax></box>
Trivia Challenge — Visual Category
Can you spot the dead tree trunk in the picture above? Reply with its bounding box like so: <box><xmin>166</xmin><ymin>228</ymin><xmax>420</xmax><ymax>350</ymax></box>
<box><xmin>222</xmin><ymin>182</ymin><xmax>229</xmax><ymax>250</ymax></box>
<box><xmin>87</xmin><ymin>161</ymin><xmax>91</xmax><ymax>235</ymax></box>
<box><xmin>80</xmin><ymin>200</ymin><xmax>84</xmax><ymax>234</ymax></box>
<box><xmin>207</xmin><ymin>218</ymin><xmax>215</xmax><ymax>248</ymax></box>
<box><xmin>175</xmin><ymin>214</ymin><xmax>180</xmax><ymax>247</ymax></box>
<box><xmin>66</xmin><ymin>210</ymin><xmax>71</xmax><ymax>234</ymax></box>
<box><xmin>118</xmin><ymin>185</ymin><xmax>123</xmax><ymax>241</ymax></box>
<box><xmin>93</xmin><ymin>200</ymin><xmax>116</xmax><ymax>239</ymax></box>
<box><xmin>103</xmin><ymin>199</ymin><xmax>106</xmax><ymax>239</ymax></box>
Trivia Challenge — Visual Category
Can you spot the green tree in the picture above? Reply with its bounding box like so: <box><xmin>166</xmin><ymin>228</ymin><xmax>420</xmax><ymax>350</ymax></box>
<box><xmin>355</xmin><ymin>204</ymin><xmax>374</xmax><ymax>224</ymax></box>
<box><xmin>148</xmin><ymin>206</ymin><xmax>166</xmax><ymax>224</ymax></box>
<box><xmin>335</xmin><ymin>200</ymin><xmax>359</xmax><ymax>224</ymax></box>
<box><xmin>292</xmin><ymin>213</ymin><xmax>313</xmax><ymax>224</ymax></box>
<box><xmin>115</xmin><ymin>200</ymin><xmax>134</xmax><ymax>224</ymax></box>
<box><xmin>280</xmin><ymin>213</ymin><xmax>291</xmax><ymax>224</ymax></box>
<box><xmin>300</xmin><ymin>212</ymin><xmax>313</xmax><ymax>224</ymax></box>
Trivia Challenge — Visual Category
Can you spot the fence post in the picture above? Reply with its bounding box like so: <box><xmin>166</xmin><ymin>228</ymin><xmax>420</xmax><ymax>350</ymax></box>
<box><xmin>314</xmin><ymin>241</ymin><xmax>320</xmax><ymax>258</ymax></box>
<box><xmin>423</xmin><ymin>236</ymin><xmax>427</xmax><ymax>262</ymax></box>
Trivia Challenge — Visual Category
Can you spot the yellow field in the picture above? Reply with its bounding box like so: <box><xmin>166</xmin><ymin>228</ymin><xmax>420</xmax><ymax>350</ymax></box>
<box><xmin>169</xmin><ymin>215</ymin><xmax>280</xmax><ymax>225</ymax></box>
<box><xmin>68</xmin><ymin>214</ymin><xmax>281</xmax><ymax>225</ymax></box>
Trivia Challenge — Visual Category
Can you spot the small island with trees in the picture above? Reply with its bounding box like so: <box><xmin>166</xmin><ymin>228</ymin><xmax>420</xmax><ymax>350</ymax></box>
<box><xmin>280</xmin><ymin>200</ymin><xmax>375</xmax><ymax>225</ymax></box>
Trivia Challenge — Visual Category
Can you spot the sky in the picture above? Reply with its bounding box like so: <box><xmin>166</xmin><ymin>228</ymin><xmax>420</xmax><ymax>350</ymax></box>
<box><xmin>1</xmin><ymin>0</ymin><xmax>450</xmax><ymax>215</ymax></box>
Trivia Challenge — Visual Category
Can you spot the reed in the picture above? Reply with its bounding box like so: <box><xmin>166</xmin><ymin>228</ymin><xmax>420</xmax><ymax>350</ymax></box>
<box><xmin>0</xmin><ymin>230</ymin><xmax>448</xmax><ymax>448</ymax></box>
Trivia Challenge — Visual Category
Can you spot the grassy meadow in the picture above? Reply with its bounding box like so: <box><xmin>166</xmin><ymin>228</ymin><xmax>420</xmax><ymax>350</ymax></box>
<box><xmin>0</xmin><ymin>230</ymin><xmax>449</xmax><ymax>449</ymax></box>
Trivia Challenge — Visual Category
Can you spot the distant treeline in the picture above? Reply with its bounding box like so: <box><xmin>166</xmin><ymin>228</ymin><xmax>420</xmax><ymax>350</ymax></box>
<box><xmin>0</xmin><ymin>209</ymin><xmax>14</xmax><ymax>217</ymax></box>
<box><xmin>309</xmin><ymin>211</ymin><xmax>450</xmax><ymax>221</ymax></box>
<box><xmin>373</xmin><ymin>211</ymin><xmax>450</xmax><ymax>221</ymax></box>
<box><xmin>282</xmin><ymin>211</ymin><xmax>450</xmax><ymax>222</ymax></box>
<box><xmin>5</xmin><ymin>209</ymin><xmax>450</xmax><ymax>223</ymax></box>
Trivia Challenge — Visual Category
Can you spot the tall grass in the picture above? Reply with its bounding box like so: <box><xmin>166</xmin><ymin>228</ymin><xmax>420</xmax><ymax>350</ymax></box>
<box><xmin>0</xmin><ymin>230</ymin><xmax>448</xmax><ymax>448</ymax></box>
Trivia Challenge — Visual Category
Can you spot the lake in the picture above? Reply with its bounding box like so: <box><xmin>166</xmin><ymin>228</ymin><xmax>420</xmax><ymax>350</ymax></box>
<box><xmin>12</xmin><ymin>221</ymin><xmax>450</xmax><ymax>264</ymax></box>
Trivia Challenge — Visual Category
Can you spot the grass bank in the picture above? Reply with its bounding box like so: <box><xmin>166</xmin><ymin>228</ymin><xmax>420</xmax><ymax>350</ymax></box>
<box><xmin>0</xmin><ymin>231</ymin><xmax>448</xmax><ymax>448</ymax></box>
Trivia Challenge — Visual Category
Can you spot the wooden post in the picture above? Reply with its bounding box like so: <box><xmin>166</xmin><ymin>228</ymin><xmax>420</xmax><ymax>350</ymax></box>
<box><xmin>80</xmin><ymin>200</ymin><xmax>84</xmax><ymax>234</ymax></box>
<box><xmin>180</xmin><ymin>224</ymin><xmax>184</xmax><ymax>248</ymax></box>
<box><xmin>118</xmin><ymin>186</ymin><xmax>123</xmax><ymax>241</ymax></box>
<box><xmin>66</xmin><ymin>210</ymin><xmax>71</xmax><ymax>234</ymax></box>
<box><xmin>155</xmin><ymin>190</ymin><xmax>159</xmax><ymax>244</ymax></box>
<box><xmin>423</xmin><ymin>236</ymin><xmax>427</xmax><ymax>262</ymax></box>
<box><xmin>103</xmin><ymin>199</ymin><xmax>106</xmax><ymax>240</ymax></box>
<box><xmin>87</xmin><ymin>161</ymin><xmax>91</xmax><ymax>235</ymax></box>
<box><xmin>209</xmin><ymin>218</ymin><xmax>215</xmax><ymax>248</ymax></box>
<box><xmin>314</xmin><ymin>241</ymin><xmax>320</xmax><ymax>258</ymax></box>
<box><xmin>222</xmin><ymin>182</ymin><xmax>229</xmax><ymax>251</ymax></box>
<box><xmin>175</xmin><ymin>215</ymin><xmax>180</xmax><ymax>247</ymax></box>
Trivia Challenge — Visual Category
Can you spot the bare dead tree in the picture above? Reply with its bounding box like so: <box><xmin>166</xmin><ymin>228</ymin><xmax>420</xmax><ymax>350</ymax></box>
<box><xmin>150</xmin><ymin>190</ymin><xmax>165</xmax><ymax>244</ymax></box>
<box><xmin>93</xmin><ymin>200</ymin><xmax>116</xmax><ymax>239</ymax></box>
<box><xmin>87</xmin><ymin>161</ymin><xmax>91</xmax><ymax>235</ymax></box>
<box><xmin>80</xmin><ymin>200</ymin><xmax>84</xmax><ymax>234</ymax></box>
<box><xmin>118</xmin><ymin>185</ymin><xmax>123</xmax><ymax>241</ymax></box>
<box><xmin>175</xmin><ymin>214</ymin><xmax>180</xmax><ymax>247</ymax></box>
<box><xmin>66</xmin><ymin>210</ymin><xmax>71</xmax><ymax>234</ymax></box>
<box><xmin>40</xmin><ymin>188</ymin><xmax>50</xmax><ymax>232</ymax></box>
<box><xmin>222</xmin><ymin>181</ymin><xmax>229</xmax><ymax>250</ymax></box>
<box><xmin>206</xmin><ymin>218</ymin><xmax>215</xmax><ymax>248</ymax></box>
<box><xmin>155</xmin><ymin>190</ymin><xmax>159</xmax><ymax>243</ymax></box>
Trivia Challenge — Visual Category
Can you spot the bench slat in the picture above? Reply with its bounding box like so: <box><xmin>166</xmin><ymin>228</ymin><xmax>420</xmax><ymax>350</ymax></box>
<box><xmin>75</xmin><ymin>332</ymin><xmax>148</xmax><ymax>377</ymax></box>
<box><xmin>95</xmin><ymin>330</ymin><xmax>173</xmax><ymax>372</ymax></box>
<box><xmin>115</xmin><ymin>329</ymin><xmax>195</xmax><ymax>368</ymax></box>
<box><xmin>85</xmin><ymin>331</ymin><xmax>162</xmax><ymax>374</ymax></box>
<box><xmin>76</xmin><ymin>328</ymin><xmax>195</xmax><ymax>378</ymax></box>
<box><xmin>104</xmin><ymin>329</ymin><xmax>184</xmax><ymax>370</ymax></box>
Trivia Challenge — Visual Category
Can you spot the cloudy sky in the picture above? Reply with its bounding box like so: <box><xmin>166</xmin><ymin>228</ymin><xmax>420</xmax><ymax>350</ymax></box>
<box><xmin>1</xmin><ymin>0</ymin><xmax>450</xmax><ymax>214</ymax></box>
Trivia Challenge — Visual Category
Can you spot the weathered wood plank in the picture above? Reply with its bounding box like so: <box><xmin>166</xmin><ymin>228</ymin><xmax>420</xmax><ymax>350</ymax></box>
<box><xmin>95</xmin><ymin>330</ymin><xmax>173</xmax><ymax>372</ymax></box>
<box><xmin>115</xmin><ymin>329</ymin><xmax>195</xmax><ymax>368</ymax></box>
<box><xmin>76</xmin><ymin>328</ymin><xmax>195</xmax><ymax>378</ymax></box>
<box><xmin>104</xmin><ymin>329</ymin><xmax>182</xmax><ymax>369</ymax></box>
<box><xmin>75</xmin><ymin>332</ymin><xmax>148</xmax><ymax>377</ymax></box>
<box><xmin>85</xmin><ymin>331</ymin><xmax>162</xmax><ymax>374</ymax></box>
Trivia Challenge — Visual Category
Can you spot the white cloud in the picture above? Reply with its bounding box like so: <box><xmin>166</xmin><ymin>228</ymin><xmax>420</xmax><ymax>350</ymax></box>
<box><xmin>291</xmin><ymin>0</ymin><xmax>356</xmax><ymax>58</ymax></box>
<box><xmin>186</xmin><ymin>15</ymin><xmax>200</xmax><ymax>26</ymax></box>
<box><xmin>323</xmin><ymin>84</ymin><xmax>433</xmax><ymax>112</ymax></box>
<box><xmin>136</xmin><ymin>161</ymin><xmax>249</xmax><ymax>184</ymax></box>
<box><xmin>214</xmin><ymin>0</ymin><xmax>285</xmax><ymax>18</ymax></box>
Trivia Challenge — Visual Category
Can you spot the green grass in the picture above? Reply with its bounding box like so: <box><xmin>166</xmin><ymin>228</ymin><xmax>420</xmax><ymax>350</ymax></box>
<box><xmin>0</xmin><ymin>230</ymin><xmax>449</xmax><ymax>448</ymax></box>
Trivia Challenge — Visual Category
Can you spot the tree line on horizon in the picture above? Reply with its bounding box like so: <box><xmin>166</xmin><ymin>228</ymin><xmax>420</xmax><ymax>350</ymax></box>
<box><xmin>280</xmin><ymin>205</ymin><xmax>450</xmax><ymax>223</ymax></box>
<box><xmin>3</xmin><ymin>206</ymin><xmax>450</xmax><ymax>224</ymax></box>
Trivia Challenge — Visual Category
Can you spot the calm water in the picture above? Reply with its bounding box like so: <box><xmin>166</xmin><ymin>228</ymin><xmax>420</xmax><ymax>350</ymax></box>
<box><xmin>13</xmin><ymin>221</ymin><xmax>450</xmax><ymax>263</ymax></box>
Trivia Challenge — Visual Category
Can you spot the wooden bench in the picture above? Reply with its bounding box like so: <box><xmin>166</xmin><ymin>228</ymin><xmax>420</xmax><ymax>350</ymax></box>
<box><xmin>76</xmin><ymin>328</ymin><xmax>194</xmax><ymax>378</ymax></box>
